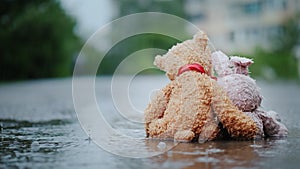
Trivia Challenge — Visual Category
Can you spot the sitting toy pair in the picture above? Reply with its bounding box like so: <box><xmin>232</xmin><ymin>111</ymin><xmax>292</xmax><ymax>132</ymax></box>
<box><xmin>144</xmin><ymin>31</ymin><xmax>288</xmax><ymax>142</ymax></box>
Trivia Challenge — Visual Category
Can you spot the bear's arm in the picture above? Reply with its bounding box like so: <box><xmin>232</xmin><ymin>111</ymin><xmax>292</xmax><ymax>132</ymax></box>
<box><xmin>144</xmin><ymin>83</ymin><xmax>172</xmax><ymax>123</ymax></box>
<box><xmin>257</xmin><ymin>110</ymin><xmax>288</xmax><ymax>137</ymax></box>
<box><xmin>211</xmin><ymin>81</ymin><xmax>261</xmax><ymax>139</ymax></box>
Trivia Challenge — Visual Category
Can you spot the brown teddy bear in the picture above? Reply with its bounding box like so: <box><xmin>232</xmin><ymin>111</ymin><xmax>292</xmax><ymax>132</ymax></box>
<box><xmin>144</xmin><ymin>31</ymin><xmax>260</xmax><ymax>142</ymax></box>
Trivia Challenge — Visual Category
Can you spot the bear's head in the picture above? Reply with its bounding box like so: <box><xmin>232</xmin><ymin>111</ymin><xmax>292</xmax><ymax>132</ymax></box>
<box><xmin>154</xmin><ymin>31</ymin><xmax>212</xmax><ymax>80</ymax></box>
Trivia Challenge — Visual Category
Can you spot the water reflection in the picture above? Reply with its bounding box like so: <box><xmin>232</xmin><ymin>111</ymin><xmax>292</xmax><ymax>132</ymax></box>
<box><xmin>0</xmin><ymin>77</ymin><xmax>299</xmax><ymax>169</ymax></box>
<box><xmin>148</xmin><ymin>139</ymin><xmax>279</xmax><ymax>169</ymax></box>
<box><xmin>0</xmin><ymin>119</ymin><xmax>74</xmax><ymax>168</ymax></box>
<box><xmin>0</xmin><ymin>117</ymin><xmax>292</xmax><ymax>169</ymax></box>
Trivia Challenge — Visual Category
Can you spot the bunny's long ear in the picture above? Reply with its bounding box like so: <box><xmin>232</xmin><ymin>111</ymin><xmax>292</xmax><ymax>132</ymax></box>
<box><xmin>230</xmin><ymin>56</ymin><xmax>253</xmax><ymax>75</ymax></box>
<box><xmin>211</xmin><ymin>51</ymin><xmax>231</xmax><ymax>77</ymax></box>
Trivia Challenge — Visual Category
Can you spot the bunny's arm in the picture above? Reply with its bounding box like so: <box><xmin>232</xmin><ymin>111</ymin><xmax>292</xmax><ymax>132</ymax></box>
<box><xmin>257</xmin><ymin>110</ymin><xmax>288</xmax><ymax>137</ymax></box>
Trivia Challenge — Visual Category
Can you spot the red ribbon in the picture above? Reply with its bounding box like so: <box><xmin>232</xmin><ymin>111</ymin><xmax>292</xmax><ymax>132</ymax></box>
<box><xmin>177</xmin><ymin>63</ymin><xmax>217</xmax><ymax>80</ymax></box>
<box><xmin>177</xmin><ymin>63</ymin><xmax>206</xmax><ymax>76</ymax></box>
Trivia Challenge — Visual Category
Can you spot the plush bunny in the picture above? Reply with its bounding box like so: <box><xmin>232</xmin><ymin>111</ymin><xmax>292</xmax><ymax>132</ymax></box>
<box><xmin>144</xmin><ymin>31</ymin><xmax>261</xmax><ymax>142</ymax></box>
<box><xmin>212</xmin><ymin>51</ymin><xmax>288</xmax><ymax>138</ymax></box>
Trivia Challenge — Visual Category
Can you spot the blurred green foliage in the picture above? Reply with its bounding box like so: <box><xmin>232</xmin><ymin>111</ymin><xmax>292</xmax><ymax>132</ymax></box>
<box><xmin>250</xmin><ymin>14</ymin><xmax>300</xmax><ymax>80</ymax></box>
<box><xmin>250</xmin><ymin>49</ymin><xmax>298</xmax><ymax>80</ymax></box>
<box><xmin>0</xmin><ymin>0</ymin><xmax>81</xmax><ymax>81</ymax></box>
<box><xmin>98</xmin><ymin>34</ymin><xmax>180</xmax><ymax>75</ymax></box>
<box><xmin>98</xmin><ymin>0</ymin><xmax>186</xmax><ymax>75</ymax></box>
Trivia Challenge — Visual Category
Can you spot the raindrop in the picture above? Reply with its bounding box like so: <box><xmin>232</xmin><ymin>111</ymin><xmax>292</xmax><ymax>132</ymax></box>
<box><xmin>31</xmin><ymin>141</ymin><xmax>40</xmax><ymax>152</ymax></box>
<box><xmin>157</xmin><ymin>142</ymin><xmax>166</xmax><ymax>150</ymax></box>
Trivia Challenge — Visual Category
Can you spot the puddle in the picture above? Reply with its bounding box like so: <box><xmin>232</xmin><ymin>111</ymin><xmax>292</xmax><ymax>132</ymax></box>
<box><xmin>1</xmin><ymin>77</ymin><xmax>300</xmax><ymax>169</ymax></box>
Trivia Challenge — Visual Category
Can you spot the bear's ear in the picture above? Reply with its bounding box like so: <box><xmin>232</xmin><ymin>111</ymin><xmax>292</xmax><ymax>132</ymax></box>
<box><xmin>154</xmin><ymin>55</ymin><xmax>165</xmax><ymax>70</ymax></box>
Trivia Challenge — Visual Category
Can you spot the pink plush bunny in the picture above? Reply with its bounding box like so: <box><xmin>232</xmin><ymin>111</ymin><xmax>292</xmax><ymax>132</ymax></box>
<box><xmin>212</xmin><ymin>51</ymin><xmax>288</xmax><ymax>138</ymax></box>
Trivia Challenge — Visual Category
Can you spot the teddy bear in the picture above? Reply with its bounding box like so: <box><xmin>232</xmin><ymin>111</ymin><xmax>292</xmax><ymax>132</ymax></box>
<box><xmin>211</xmin><ymin>51</ymin><xmax>288</xmax><ymax>138</ymax></box>
<box><xmin>144</xmin><ymin>31</ymin><xmax>261</xmax><ymax>142</ymax></box>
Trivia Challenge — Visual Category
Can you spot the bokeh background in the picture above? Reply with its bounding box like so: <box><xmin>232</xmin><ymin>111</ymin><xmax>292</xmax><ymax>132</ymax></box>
<box><xmin>1</xmin><ymin>0</ymin><xmax>300</xmax><ymax>81</ymax></box>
